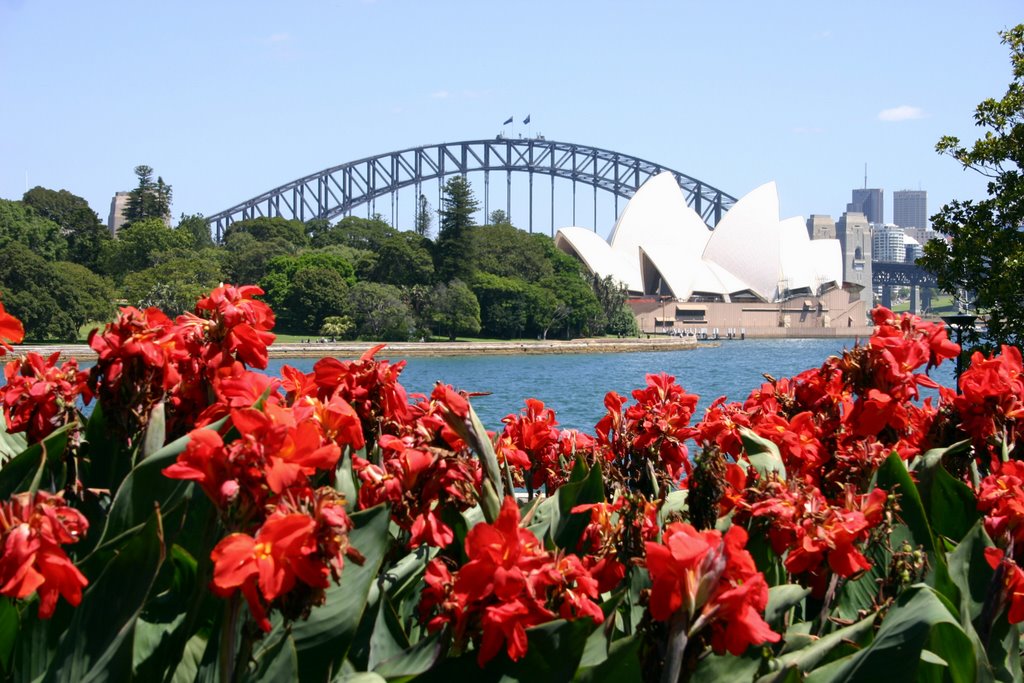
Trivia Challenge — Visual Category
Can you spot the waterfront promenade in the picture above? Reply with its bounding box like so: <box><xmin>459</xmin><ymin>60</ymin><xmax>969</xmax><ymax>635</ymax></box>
<box><xmin>9</xmin><ymin>326</ymin><xmax>879</xmax><ymax>362</ymax></box>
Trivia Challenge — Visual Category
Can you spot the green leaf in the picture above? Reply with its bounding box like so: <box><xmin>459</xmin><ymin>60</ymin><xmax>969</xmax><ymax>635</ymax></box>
<box><xmin>94</xmin><ymin>416</ymin><xmax>228</xmax><ymax>552</ymax></box>
<box><xmin>0</xmin><ymin>424</ymin><xmax>72</xmax><ymax>498</ymax></box>
<box><xmin>573</xmin><ymin>634</ymin><xmax>641</xmax><ymax>683</ymax></box>
<box><xmin>44</xmin><ymin>508</ymin><xmax>166</xmax><ymax>683</ymax></box>
<box><xmin>367</xmin><ymin>596</ymin><xmax>409</xmax><ymax>671</ymax></box>
<box><xmin>0</xmin><ymin>598</ymin><xmax>19</xmax><ymax>673</ymax></box>
<box><xmin>690</xmin><ymin>648</ymin><xmax>763</xmax><ymax>683</ymax></box>
<box><xmin>554</xmin><ymin>460</ymin><xmax>605</xmax><ymax>551</ymax></box>
<box><xmin>833</xmin><ymin>524</ymin><xmax>910</xmax><ymax>622</ymax></box>
<box><xmin>0</xmin><ymin>412</ymin><xmax>28</xmax><ymax>460</ymax></box>
<box><xmin>764</xmin><ymin>584</ymin><xmax>811</xmax><ymax>629</ymax></box>
<box><xmin>371</xmin><ymin>631</ymin><xmax>442</xmax><ymax>679</ymax></box>
<box><xmin>141</xmin><ymin>402</ymin><xmax>166</xmax><ymax>460</ymax></box>
<box><xmin>442</xmin><ymin>402</ymin><xmax>504</xmax><ymax>500</ymax></box>
<box><xmin>246</xmin><ymin>630</ymin><xmax>298</xmax><ymax>683</ymax></box>
<box><xmin>292</xmin><ymin>504</ymin><xmax>390</xmax><ymax>680</ymax></box>
<box><xmin>775</xmin><ymin>614</ymin><xmax>875</xmax><ymax>672</ymax></box>
<box><xmin>740</xmin><ymin>428</ymin><xmax>786</xmax><ymax>481</ymax></box>
<box><xmin>913</xmin><ymin>446</ymin><xmax>981</xmax><ymax>543</ymax></box>
<box><xmin>819</xmin><ymin>585</ymin><xmax>975</xmax><ymax>683</ymax></box>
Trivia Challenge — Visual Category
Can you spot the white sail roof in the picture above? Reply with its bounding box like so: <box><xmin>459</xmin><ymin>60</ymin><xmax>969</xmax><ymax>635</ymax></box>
<box><xmin>555</xmin><ymin>175</ymin><xmax>846</xmax><ymax>304</ymax></box>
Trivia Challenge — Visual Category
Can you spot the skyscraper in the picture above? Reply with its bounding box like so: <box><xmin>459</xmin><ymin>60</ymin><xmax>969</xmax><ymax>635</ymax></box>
<box><xmin>893</xmin><ymin>190</ymin><xmax>927</xmax><ymax>230</ymax></box>
<box><xmin>847</xmin><ymin>188</ymin><xmax>884</xmax><ymax>225</ymax></box>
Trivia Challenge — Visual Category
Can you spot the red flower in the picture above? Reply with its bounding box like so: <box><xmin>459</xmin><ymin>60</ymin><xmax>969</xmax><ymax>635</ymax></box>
<box><xmin>419</xmin><ymin>498</ymin><xmax>603</xmax><ymax>665</ymax></box>
<box><xmin>0</xmin><ymin>296</ymin><xmax>24</xmax><ymax>356</ymax></box>
<box><xmin>0</xmin><ymin>492</ymin><xmax>89</xmax><ymax>618</ymax></box>
<box><xmin>985</xmin><ymin>547</ymin><xmax>1024</xmax><ymax>624</ymax></box>
<box><xmin>645</xmin><ymin>523</ymin><xmax>779</xmax><ymax>655</ymax></box>
<box><xmin>1</xmin><ymin>352</ymin><xmax>91</xmax><ymax>442</ymax></box>
<box><xmin>211</xmin><ymin>513</ymin><xmax>323</xmax><ymax>631</ymax></box>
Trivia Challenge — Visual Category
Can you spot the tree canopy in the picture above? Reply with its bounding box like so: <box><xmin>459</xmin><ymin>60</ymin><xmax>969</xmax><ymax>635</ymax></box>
<box><xmin>434</xmin><ymin>176</ymin><xmax>479</xmax><ymax>283</ymax></box>
<box><xmin>920</xmin><ymin>24</ymin><xmax>1024</xmax><ymax>349</ymax></box>
<box><xmin>123</xmin><ymin>165</ymin><xmax>172</xmax><ymax>226</ymax></box>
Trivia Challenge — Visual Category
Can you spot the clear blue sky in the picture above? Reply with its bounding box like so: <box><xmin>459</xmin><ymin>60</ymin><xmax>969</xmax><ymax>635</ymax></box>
<box><xmin>0</xmin><ymin>0</ymin><xmax>1020</xmax><ymax>235</ymax></box>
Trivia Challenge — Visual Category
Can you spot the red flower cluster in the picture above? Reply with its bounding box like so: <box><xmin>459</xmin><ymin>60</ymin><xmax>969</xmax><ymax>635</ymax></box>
<box><xmin>420</xmin><ymin>497</ymin><xmax>603</xmax><ymax>665</ymax></box>
<box><xmin>88</xmin><ymin>284</ymin><xmax>277</xmax><ymax>437</ymax></box>
<box><xmin>572</xmin><ymin>494</ymin><xmax>660</xmax><ymax>592</ymax></box>
<box><xmin>1</xmin><ymin>352</ymin><xmax>91</xmax><ymax>442</ymax></box>
<box><xmin>977</xmin><ymin>461</ymin><xmax>1024</xmax><ymax>558</ymax></box>
<box><xmin>351</xmin><ymin>383</ymin><xmax>482</xmax><ymax>548</ymax></box>
<box><xmin>645</xmin><ymin>522</ymin><xmax>779</xmax><ymax>655</ymax></box>
<box><xmin>955</xmin><ymin>345</ymin><xmax>1024</xmax><ymax>464</ymax></box>
<box><xmin>743</xmin><ymin>481</ymin><xmax>887</xmax><ymax>595</ymax></box>
<box><xmin>0</xmin><ymin>295</ymin><xmax>24</xmax><ymax>356</ymax></box>
<box><xmin>496</xmin><ymin>398</ymin><xmax>564</xmax><ymax>493</ymax></box>
<box><xmin>984</xmin><ymin>547</ymin><xmax>1024</xmax><ymax>624</ymax></box>
<box><xmin>0</xmin><ymin>491</ymin><xmax>88</xmax><ymax>618</ymax></box>
<box><xmin>596</xmin><ymin>372</ymin><xmax>699</xmax><ymax>488</ymax></box>
<box><xmin>211</xmin><ymin>488</ymin><xmax>359</xmax><ymax>631</ymax></box>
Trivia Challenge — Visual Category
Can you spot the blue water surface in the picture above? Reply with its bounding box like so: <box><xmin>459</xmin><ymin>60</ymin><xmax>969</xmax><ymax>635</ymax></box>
<box><xmin>266</xmin><ymin>338</ymin><xmax>958</xmax><ymax>432</ymax></box>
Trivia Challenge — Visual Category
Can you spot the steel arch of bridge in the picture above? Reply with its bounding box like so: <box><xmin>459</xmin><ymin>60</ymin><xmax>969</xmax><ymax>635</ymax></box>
<box><xmin>205</xmin><ymin>138</ymin><xmax>737</xmax><ymax>241</ymax></box>
<box><xmin>872</xmin><ymin>261</ymin><xmax>937</xmax><ymax>287</ymax></box>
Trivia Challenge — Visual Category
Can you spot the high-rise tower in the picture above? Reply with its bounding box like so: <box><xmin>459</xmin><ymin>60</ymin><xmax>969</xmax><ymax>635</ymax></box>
<box><xmin>893</xmin><ymin>190</ymin><xmax>927</xmax><ymax>230</ymax></box>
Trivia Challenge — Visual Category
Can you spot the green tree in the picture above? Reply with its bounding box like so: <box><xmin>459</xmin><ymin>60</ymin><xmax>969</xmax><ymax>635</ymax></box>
<box><xmin>920</xmin><ymin>25</ymin><xmax>1024</xmax><ymax>349</ymax></box>
<box><xmin>414</xmin><ymin>194</ymin><xmax>433</xmax><ymax>238</ymax></box>
<box><xmin>471</xmin><ymin>272</ymin><xmax>530</xmax><ymax>339</ymax></box>
<box><xmin>121</xmin><ymin>252</ymin><xmax>224</xmax><ymax>315</ymax></box>
<box><xmin>0</xmin><ymin>199</ymin><xmax>67</xmax><ymax>261</ymax></box>
<box><xmin>52</xmin><ymin>262</ymin><xmax>116</xmax><ymax>332</ymax></box>
<box><xmin>319</xmin><ymin>315</ymin><xmax>354</xmax><ymax>339</ymax></box>
<box><xmin>22</xmin><ymin>186</ymin><xmax>110</xmax><ymax>269</ymax></box>
<box><xmin>0</xmin><ymin>243</ymin><xmax>79</xmax><ymax>341</ymax></box>
<box><xmin>435</xmin><ymin>176</ymin><xmax>480</xmax><ymax>282</ymax></box>
<box><xmin>369</xmin><ymin>233</ymin><xmax>434</xmax><ymax>286</ymax></box>
<box><xmin>431</xmin><ymin>279</ymin><xmax>481</xmax><ymax>340</ymax></box>
<box><xmin>488</xmin><ymin>209</ymin><xmax>510</xmax><ymax>225</ymax></box>
<box><xmin>311</xmin><ymin>215</ymin><xmax>395</xmax><ymax>252</ymax></box>
<box><xmin>222</xmin><ymin>232</ymin><xmax>297</xmax><ymax>285</ymax></box>
<box><xmin>176</xmin><ymin>213</ymin><xmax>214</xmax><ymax>250</ymax></box>
<box><xmin>123</xmin><ymin>165</ymin><xmax>172</xmax><ymax>225</ymax></box>
<box><xmin>473</xmin><ymin>224</ymin><xmax>554</xmax><ymax>281</ymax></box>
<box><xmin>223</xmin><ymin>216</ymin><xmax>308</xmax><ymax>249</ymax></box>
<box><xmin>279</xmin><ymin>267</ymin><xmax>351</xmax><ymax>334</ymax></box>
<box><xmin>349</xmin><ymin>282</ymin><xmax>414</xmax><ymax>341</ymax></box>
<box><xmin>99</xmin><ymin>217</ymin><xmax>193</xmax><ymax>282</ymax></box>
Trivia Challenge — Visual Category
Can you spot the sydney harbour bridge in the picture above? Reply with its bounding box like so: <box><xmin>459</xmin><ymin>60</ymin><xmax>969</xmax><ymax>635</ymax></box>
<box><xmin>204</xmin><ymin>137</ymin><xmax>934</xmax><ymax>307</ymax></box>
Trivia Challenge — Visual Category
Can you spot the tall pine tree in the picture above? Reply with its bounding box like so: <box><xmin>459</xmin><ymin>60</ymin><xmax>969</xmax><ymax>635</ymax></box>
<box><xmin>434</xmin><ymin>176</ymin><xmax>479</xmax><ymax>283</ymax></box>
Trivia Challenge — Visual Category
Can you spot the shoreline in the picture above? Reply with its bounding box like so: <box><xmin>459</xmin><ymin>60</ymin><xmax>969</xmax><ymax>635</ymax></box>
<box><xmin>9</xmin><ymin>337</ymin><xmax>702</xmax><ymax>361</ymax></box>
<box><xmin>9</xmin><ymin>327</ymin><xmax>876</xmax><ymax>362</ymax></box>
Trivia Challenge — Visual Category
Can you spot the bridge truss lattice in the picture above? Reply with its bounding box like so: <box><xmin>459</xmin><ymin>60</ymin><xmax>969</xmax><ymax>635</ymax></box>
<box><xmin>204</xmin><ymin>138</ymin><xmax>737</xmax><ymax>242</ymax></box>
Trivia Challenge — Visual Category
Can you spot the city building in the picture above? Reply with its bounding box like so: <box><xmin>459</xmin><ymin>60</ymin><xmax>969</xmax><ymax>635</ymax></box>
<box><xmin>807</xmin><ymin>214</ymin><xmax>836</xmax><ymax>240</ymax></box>
<box><xmin>554</xmin><ymin>173</ymin><xmax>867</xmax><ymax>333</ymax></box>
<box><xmin>893</xmin><ymin>190</ymin><xmax>927</xmax><ymax>230</ymax></box>
<box><xmin>835</xmin><ymin>212</ymin><xmax>873</xmax><ymax>315</ymax></box>
<box><xmin>107</xmin><ymin>191</ymin><xmax>131</xmax><ymax>234</ymax></box>
<box><xmin>872</xmin><ymin>223</ymin><xmax>906</xmax><ymax>263</ymax></box>
<box><xmin>848</xmin><ymin>188</ymin><xmax>884</xmax><ymax>225</ymax></box>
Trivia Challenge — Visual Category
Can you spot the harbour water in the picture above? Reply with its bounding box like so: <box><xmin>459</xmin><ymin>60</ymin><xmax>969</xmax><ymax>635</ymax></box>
<box><xmin>266</xmin><ymin>337</ymin><xmax>958</xmax><ymax>432</ymax></box>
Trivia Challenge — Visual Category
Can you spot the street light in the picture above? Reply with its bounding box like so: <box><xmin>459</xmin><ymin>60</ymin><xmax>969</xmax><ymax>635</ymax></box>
<box><xmin>941</xmin><ymin>314</ymin><xmax>978</xmax><ymax>393</ymax></box>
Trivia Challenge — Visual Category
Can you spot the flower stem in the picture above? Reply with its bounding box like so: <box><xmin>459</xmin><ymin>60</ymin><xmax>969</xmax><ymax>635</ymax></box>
<box><xmin>220</xmin><ymin>594</ymin><xmax>241</xmax><ymax>683</ymax></box>
<box><xmin>662</xmin><ymin>612</ymin><xmax>690</xmax><ymax>683</ymax></box>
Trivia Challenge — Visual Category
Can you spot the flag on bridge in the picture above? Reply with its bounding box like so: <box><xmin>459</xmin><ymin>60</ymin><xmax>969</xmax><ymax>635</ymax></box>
<box><xmin>523</xmin><ymin>114</ymin><xmax>531</xmax><ymax>124</ymax></box>
<box><xmin>503</xmin><ymin>116</ymin><xmax>513</xmax><ymax>125</ymax></box>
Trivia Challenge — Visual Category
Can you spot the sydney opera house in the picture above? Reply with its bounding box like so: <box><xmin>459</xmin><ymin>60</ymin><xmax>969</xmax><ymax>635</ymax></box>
<box><xmin>554</xmin><ymin>173</ymin><xmax>868</xmax><ymax>335</ymax></box>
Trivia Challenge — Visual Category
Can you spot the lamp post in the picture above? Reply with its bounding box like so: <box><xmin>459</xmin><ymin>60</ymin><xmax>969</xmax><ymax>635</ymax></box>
<box><xmin>941</xmin><ymin>314</ymin><xmax>978</xmax><ymax>393</ymax></box>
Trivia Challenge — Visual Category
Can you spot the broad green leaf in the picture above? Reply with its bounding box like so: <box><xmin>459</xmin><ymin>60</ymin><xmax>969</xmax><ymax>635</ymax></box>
<box><xmin>0</xmin><ymin>412</ymin><xmax>28</xmax><ymax>460</ymax></box>
<box><xmin>246</xmin><ymin>630</ymin><xmax>298</xmax><ymax>683</ymax></box>
<box><xmin>554</xmin><ymin>460</ymin><xmax>605</xmax><ymax>551</ymax></box>
<box><xmin>573</xmin><ymin>634</ymin><xmax>641</xmax><ymax>683</ymax></box>
<box><xmin>913</xmin><ymin>446</ymin><xmax>980</xmax><ymax>543</ymax></box>
<box><xmin>370</xmin><ymin>631</ymin><xmax>442</xmax><ymax>679</ymax></box>
<box><xmin>0</xmin><ymin>424</ymin><xmax>72</xmax><ymax>498</ymax></box>
<box><xmin>367</xmin><ymin>596</ymin><xmax>409</xmax><ymax>671</ymax></box>
<box><xmin>292</xmin><ymin>505</ymin><xmax>390</xmax><ymax>680</ymax></box>
<box><xmin>833</xmin><ymin>524</ymin><xmax>910</xmax><ymax>621</ymax></box>
<box><xmin>775</xmin><ymin>614</ymin><xmax>875</xmax><ymax>672</ymax></box>
<box><xmin>94</xmin><ymin>416</ymin><xmax>228</xmax><ymax>551</ymax></box>
<box><xmin>0</xmin><ymin>598</ymin><xmax>18</xmax><ymax>673</ymax></box>
<box><xmin>819</xmin><ymin>585</ymin><xmax>975</xmax><ymax>683</ymax></box>
<box><xmin>44</xmin><ymin>510</ymin><xmax>166</xmax><ymax>683</ymax></box>
<box><xmin>740</xmin><ymin>428</ymin><xmax>785</xmax><ymax>480</ymax></box>
<box><xmin>690</xmin><ymin>648</ymin><xmax>763</xmax><ymax>683</ymax></box>
<box><xmin>141</xmin><ymin>402</ymin><xmax>166</xmax><ymax>460</ymax></box>
<box><xmin>169</xmin><ymin>632</ymin><xmax>207</xmax><ymax>683</ymax></box>
<box><xmin>764</xmin><ymin>584</ymin><xmax>811</xmax><ymax>629</ymax></box>
<box><xmin>442</xmin><ymin>402</ymin><xmax>504</xmax><ymax>499</ymax></box>
<box><xmin>754</xmin><ymin>665</ymin><xmax>803</xmax><ymax>683</ymax></box>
